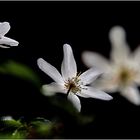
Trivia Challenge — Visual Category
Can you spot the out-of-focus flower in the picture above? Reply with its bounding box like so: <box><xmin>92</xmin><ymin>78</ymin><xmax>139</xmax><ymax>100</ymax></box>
<box><xmin>82</xmin><ymin>26</ymin><xmax>140</xmax><ymax>105</ymax></box>
<box><xmin>0</xmin><ymin>22</ymin><xmax>19</xmax><ymax>48</ymax></box>
<box><xmin>37</xmin><ymin>44</ymin><xmax>112</xmax><ymax>112</ymax></box>
<box><xmin>1</xmin><ymin>116</ymin><xmax>13</xmax><ymax>121</ymax></box>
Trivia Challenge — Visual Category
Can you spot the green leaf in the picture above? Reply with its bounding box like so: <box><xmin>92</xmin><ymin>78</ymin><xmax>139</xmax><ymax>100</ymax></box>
<box><xmin>1</xmin><ymin>116</ymin><xmax>22</xmax><ymax>129</ymax></box>
<box><xmin>29</xmin><ymin>118</ymin><xmax>53</xmax><ymax>134</ymax></box>
<box><xmin>30</xmin><ymin>117</ymin><xmax>51</xmax><ymax>124</ymax></box>
<box><xmin>2</xmin><ymin>119</ymin><xmax>22</xmax><ymax>128</ymax></box>
<box><xmin>11</xmin><ymin>127</ymin><xmax>27</xmax><ymax>139</ymax></box>
<box><xmin>0</xmin><ymin>125</ymin><xmax>26</xmax><ymax>139</ymax></box>
<box><xmin>0</xmin><ymin>60</ymin><xmax>41</xmax><ymax>87</ymax></box>
<box><xmin>0</xmin><ymin>134</ymin><xmax>17</xmax><ymax>139</ymax></box>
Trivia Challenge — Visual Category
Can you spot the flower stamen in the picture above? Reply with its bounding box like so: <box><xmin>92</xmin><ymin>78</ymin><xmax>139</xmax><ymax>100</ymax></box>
<box><xmin>64</xmin><ymin>72</ymin><xmax>82</xmax><ymax>96</ymax></box>
<box><xmin>114</xmin><ymin>66</ymin><xmax>138</xmax><ymax>87</ymax></box>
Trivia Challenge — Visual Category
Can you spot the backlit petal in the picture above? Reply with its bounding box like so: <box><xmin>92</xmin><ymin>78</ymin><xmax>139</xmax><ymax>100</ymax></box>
<box><xmin>37</xmin><ymin>58</ymin><xmax>64</xmax><ymax>84</ymax></box>
<box><xmin>79</xmin><ymin>86</ymin><xmax>113</xmax><ymax>100</ymax></box>
<box><xmin>0</xmin><ymin>36</ymin><xmax>19</xmax><ymax>46</ymax></box>
<box><xmin>0</xmin><ymin>22</ymin><xmax>10</xmax><ymax>36</ymax></box>
<box><xmin>68</xmin><ymin>92</ymin><xmax>81</xmax><ymax>112</ymax></box>
<box><xmin>79</xmin><ymin>67</ymin><xmax>102</xmax><ymax>85</ymax></box>
<box><xmin>109</xmin><ymin>26</ymin><xmax>126</xmax><ymax>46</ymax></box>
<box><xmin>82</xmin><ymin>51</ymin><xmax>110</xmax><ymax>72</ymax></box>
<box><xmin>109</xmin><ymin>26</ymin><xmax>130</xmax><ymax>64</ymax></box>
<box><xmin>61</xmin><ymin>44</ymin><xmax>77</xmax><ymax>81</ymax></box>
<box><xmin>133</xmin><ymin>46</ymin><xmax>140</xmax><ymax>63</ymax></box>
<box><xmin>91</xmin><ymin>78</ymin><xmax>118</xmax><ymax>93</ymax></box>
<box><xmin>121</xmin><ymin>85</ymin><xmax>140</xmax><ymax>105</ymax></box>
<box><xmin>42</xmin><ymin>82</ymin><xmax>66</xmax><ymax>96</ymax></box>
<box><xmin>0</xmin><ymin>44</ymin><xmax>10</xmax><ymax>48</ymax></box>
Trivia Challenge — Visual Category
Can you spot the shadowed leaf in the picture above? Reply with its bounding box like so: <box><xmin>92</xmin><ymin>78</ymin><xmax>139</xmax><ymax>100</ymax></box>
<box><xmin>0</xmin><ymin>60</ymin><xmax>41</xmax><ymax>87</ymax></box>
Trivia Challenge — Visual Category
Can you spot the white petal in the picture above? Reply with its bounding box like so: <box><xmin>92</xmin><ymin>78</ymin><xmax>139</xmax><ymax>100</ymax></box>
<box><xmin>109</xmin><ymin>26</ymin><xmax>126</xmax><ymax>46</ymax></box>
<box><xmin>68</xmin><ymin>92</ymin><xmax>81</xmax><ymax>112</ymax></box>
<box><xmin>42</xmin><ymin>82</ymin><xmax>66</xmax><ymax>96</ymax></box>
<box><xmin>110</xmin><ymin>44</ymin><xmax>130</xmax><ymax>64</ymax></box>
<box><xmin>0</xmin><ymin>36</ymin><xmax>19</xmax><ymax>46</ymax></box>
<box><xmin>0</xmin><ymin>22</ymin><xmax>10</xmax><ymax>36</ymax></box>
<box><xmin>134</xmin><ymin>72</ymin><xmax>140</xmax><ymax>85</ymax></box>
<box><xmin>78</xmin><ymin>86</ymin><xmax>113</xmax><ymax>100</ymax></box>
<box><xmin>109</xmin><ymin>26</ymin><xmax>130</xmax><ymax>63</ymax></box>
<box><xmin>79</xmin><ymin>67</ymin><xmax>102</xmax><ymax>85</ymax></box>
<box><xmin>82</xmin><ymin>51</ymin><xmax>110</xmax><ymax>72</ymax></box>
<box><xmin>37</xmin><ymin>58</ymin><xmax>64</xmax><ymax>84</ymax></box>
<box><xmin>61</xmin><ymin>44</ymin><xmax>77</xmax><ymax>81</ymax></box>
<box><xmin>91</xmin><ymin>78</ymin><xmax>118</xmax><ymax>93</ymax></box>
<box><xmin>121</xmin><ymin>86</ymin><xmax>140</xmax><ymax>105</ymax></box>
<box><xmin>0</xmin><ymin>44</ymin><xmax>10</xmax><ymax>48</ymax></box>
<box><xmin>133</xmin><ymin>46</ymin><xmax>140</xmax><ymax>62</ymax></box>
<box><xmin>1</xmin><ymin>116</ymin><xmax>13</xmax><ymax>121</ymax></box>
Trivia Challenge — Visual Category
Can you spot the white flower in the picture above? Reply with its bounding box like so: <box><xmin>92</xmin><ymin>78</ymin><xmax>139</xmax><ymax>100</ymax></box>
<box><xmin>0</xmin><ymin>22</ymin><xmax>19</xmax><ymax>48</ymax></box>
<box><xmin>37</xmin><ymin>44</ymin><xmax>112</xmax><ymax>112</ymax></box>
<box><xmin>1</xmin><ymin>116</ymin><xmax>13</xmax><ymax>121</ymax></box>
<box><xmin>82</xmin><ymin>26</ymin><xmax>140</xmax><ymax>105</ymax></box>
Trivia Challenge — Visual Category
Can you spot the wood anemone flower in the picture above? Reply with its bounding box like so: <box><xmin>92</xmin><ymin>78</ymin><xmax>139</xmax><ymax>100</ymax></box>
<box><xmin>82</xmin><ymin>26</ymin><xmax>140</xmax><ymax>105</ymax></box>
<box><xmin>0</xmin><ymin>22</ymin><xmax>19</xmax><ymax>48</ymax></box>
<box><xmin>37</xmin><ymin>44</ymin><xmax>112</xmax><ymax>112</ymax></box>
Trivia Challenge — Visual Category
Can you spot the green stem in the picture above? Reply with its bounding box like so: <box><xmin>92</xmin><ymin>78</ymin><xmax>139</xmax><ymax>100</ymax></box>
<box><xmin>66</xmin><ymin>86</ymin><xmax>72</xmax><ymax>97</ymax></box>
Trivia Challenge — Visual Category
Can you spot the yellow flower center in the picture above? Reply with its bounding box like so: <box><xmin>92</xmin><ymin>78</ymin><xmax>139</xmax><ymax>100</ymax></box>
<box><xmin>117</xmin><ymin>66</ymin><xmax>137</xmax><ymax>86</ymax></box>
<box><xmin>64</xmin><ymin>73</ymin><xmax>82</xmax><ymax>94</ymax></box>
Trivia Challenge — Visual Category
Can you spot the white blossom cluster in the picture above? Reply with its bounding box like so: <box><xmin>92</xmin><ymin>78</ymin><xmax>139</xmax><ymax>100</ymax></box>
<box><xmin>1</xmin><ymin>21</ymin><xmax>140</xmax><ymax>112</ymax></box>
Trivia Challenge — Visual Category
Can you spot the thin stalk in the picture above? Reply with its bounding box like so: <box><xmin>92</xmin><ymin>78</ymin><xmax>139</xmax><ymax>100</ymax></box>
<box><xmin>66</xmin><ymin>85</ymin><xmax>72</xmax><ymax>97</ymax></box>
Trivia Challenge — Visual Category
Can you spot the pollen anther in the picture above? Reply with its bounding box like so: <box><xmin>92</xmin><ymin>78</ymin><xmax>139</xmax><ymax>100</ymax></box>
<box><xmin>64</xmin><ymin>72</ymin><xmax>82</xmax><ymax>94</ymax></box>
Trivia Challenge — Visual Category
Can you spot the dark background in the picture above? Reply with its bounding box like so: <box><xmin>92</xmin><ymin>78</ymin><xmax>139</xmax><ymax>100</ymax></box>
<box><xmin>0</xmin><ymin>1</ymin><xmax>140</xmax><ymax>138</ymax></box>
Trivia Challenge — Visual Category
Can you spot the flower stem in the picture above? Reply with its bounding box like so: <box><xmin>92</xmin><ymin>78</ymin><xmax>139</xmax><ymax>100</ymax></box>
<box><xmin>66</xmin><ymin>88</ymin><xmax>71</xmax><ymax>97</ymax></box>
<box><xmin>66</xmin><ymin>85</ymin><xmax>72</xmax><ymax>97</ymax></box>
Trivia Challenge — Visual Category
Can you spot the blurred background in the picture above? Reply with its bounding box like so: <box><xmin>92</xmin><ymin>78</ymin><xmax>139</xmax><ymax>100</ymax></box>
<box><xmin>0</xmin><ymin>1</ymin><xmax>140</xmax><ymax>138</ymax></box>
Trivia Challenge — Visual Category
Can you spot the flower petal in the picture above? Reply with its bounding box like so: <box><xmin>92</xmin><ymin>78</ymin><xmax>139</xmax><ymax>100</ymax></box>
<box><xmin>109</xmin><ymin>26</ymin><xmax>126</xmax><ymax>46</ymax></box>
<box><xmin>0</xmin><ymin>22</ymin><xmax>10</xmax><ymax>36</ymax></box>
<box><xmin>78</xmin><ymin>86</ymin><xmax>113</xmax><ymax>100</ymax></box>
<box><xmin>42</xmin><ymin>82</ymin><xmax>66</xmax><ymax>96</ymax></box>
<box><xmin>91</xmin><ymin>78</ymin><xmax>118</xmax><ymax>93</ymax></box>
<box><xmin>79</xmin><ymin>67</ymin><xmax>102</xmax><ymax>85</ymax></box>
<box><xmin>61</xmin><ymin>44</ymin><xmax>77</xmax><ymax>81</ymax></box>
<box><xmin>82</xmin><ymin>51</ymin><xmax>110</xmax><ymax>71</ymax></box>
<box><xmin>0</xmin><ymin>44</ymin><xmax>10</xmax><ymax>48</ymax></box>
<box><xmin>0</xmin><ymin>36</ymin><xmax>19</xmax><ymax>46</ymax></box>
<box><xmin>68</xmin><ymin>92</ymin><xmax>81</xmax><ymax>112</ymax></box>
<box><xmin>133</xmin><ymin>46</ymin><xmax>140</xmax><ymax>62</ymax></box>
<box><xmin>37</xmin><ymin>58</ymin><xmax>64</xmax><ymax>84</ymax></box>
<box><xmin>109</xmin><ymin>26</ymin><xmax>130</xmax><ymax>63</ymax></box>
<box><xmin>134</xmin><ymin>72</ymin><xmax>140</xmax><ymax>85</ymax></box>
<box><xmin>121</xmin><ymin>85</ymin><xmax>140</xmax><ymax>105</ymax></box>
<box><xmin>1</xmin><ymin>116</ymin><xmax>13</xmax><ymax>121</ymax></box>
